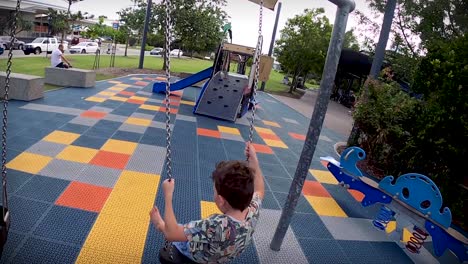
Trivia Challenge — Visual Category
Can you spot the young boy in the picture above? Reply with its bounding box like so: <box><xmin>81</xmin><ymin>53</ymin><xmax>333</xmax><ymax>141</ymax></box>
<box><xmin>150</xmin><ymin>143</ymin><xmax>265</xmax><ymax>263</ymax></box>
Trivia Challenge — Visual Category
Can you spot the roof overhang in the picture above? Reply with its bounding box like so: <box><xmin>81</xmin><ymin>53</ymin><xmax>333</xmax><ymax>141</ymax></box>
<box><xmin>0</xmin><ymin>0</ymin><xmax>68</xmax><ymax>13</ymax></box>
<box><xmin>248</xmin><ymin>0</ymin><xmax>278</xmax><ymax>11</ymax></box>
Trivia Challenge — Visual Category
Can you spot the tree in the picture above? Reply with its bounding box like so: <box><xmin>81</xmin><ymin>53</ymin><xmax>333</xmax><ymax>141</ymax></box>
<box><xmin>1</xmin><ymin>14</ymin><xmax>33</xmax><ymax>35</ymax></box>
<box><xmin>274</xmin><ymin>8</ymin><xmax>333</xmax><ymax>93</ymax></box>
<box><xmin>47</xmin><ymin>9</ymin><xmax>83</xmax><ymax>40</ymax></box>
<box><xmin>344</xmin><ymin>29</ymin><xmax>360</xmax><ymax>51</ymax></box>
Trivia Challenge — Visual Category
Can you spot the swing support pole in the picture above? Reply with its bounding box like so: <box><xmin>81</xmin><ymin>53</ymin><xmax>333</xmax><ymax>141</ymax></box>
<box><xmin>270</xmin><ymin>0</ymin><xmax>355</xmax><ymax>251</ymax></box>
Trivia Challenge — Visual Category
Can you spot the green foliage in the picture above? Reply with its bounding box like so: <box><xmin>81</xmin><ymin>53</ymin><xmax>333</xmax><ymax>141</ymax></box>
<box><xmin>47</xmin><ymin>9</ymin><xmax>83</xmax><ymax>37</ymax></box>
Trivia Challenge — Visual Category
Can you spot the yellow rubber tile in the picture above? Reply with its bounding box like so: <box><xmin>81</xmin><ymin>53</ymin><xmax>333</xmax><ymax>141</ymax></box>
<box><xmin>217</xmin><ymin>126</ymin><xmax>241</xmax><ymax>135</ymax></box>
<box><xmin>101</xmin><ymin>139</ymin><xmax>137</xmax><ymax>155</ymax></box>
<box><xmin>113</xmin><ymin>170</ymin><xmax>160</xmax><ymax>195</ymax></box>
<box><xmin>76</xmin><ymin>247</ymin><xmax>140</xmax><ymax>264</ymax></box>
<box><xmin>304</xmin><ymin>195</ymin><xmax>347</xmax><ymax>217</ymax></box>
<box><xmin>263</xmin><ymin>120</ymin><xmax>281</xmax><ymax>128</ymax></box>
<box><xmin>140</xmin><ymin>104</ymin><xmax>160</xmax><ymax>111</ymax></box>
<box><xmin>7</xmin><ymin>152</ymin><xmax>53</xmax><ymax>174</ymax></box>
<box><xmin>107</xmin><ymin>81</ymin><xmax>122</xmax><ymax>84</ymax></box>
<box><xmin>308</xmin><ymin>169</ymin><xmax>338</xmax><ymax>185</ymax></box>
<box><xmin>402</xmin><ymin>227</ymin><xmax>412</xmax><ymax>242</ymax></box>
<box><xmin>43</xmin><ymin>131</ymin><xmax>80</xmax><ymax>145</ymax></box>
<box><xmin>108</xmin><ymin>86</ymin><xmax>125</xmax><ymax>92</ymax></box>
<box><xmin>85</xmin><ymin>97</ymin><xmax>106</xmax><ymax>103</ymax></box>
<box><xmin>114</xmin><ymin>83</ymin><xmax>132</xmax><ymax>88</ymax></box>
<box><xmin>98</xmin><ymin>91</ymin><xmax>116</xmax><ymax>97</ymax></box>
<box><xmin>264</xmin><ymin>139</ymin><xmax>288</xmax><ymax>148</ymax></box>
<box><xmin>254</xmin><ymin>126</ymin><xmax>275</xmax><ymax>135</ymax></box>
<box><xmin>109</xmin><ymin>96</ymin><xmax>127</xmax><ymax>102</ymax></box>
<box><xmin>125</xmin><ymin>117</ymin><xmax>152</xmax><ymax>127</ymax></box>
<box><xmin>129</xmin><ymin>96</ymin><xmax>148</xmax><ymax>101</ymax></box>
<box><xmin>386</xmin><ymin>221</ymin><xmax>397</xmax><ymax>234</ymax></box>
<box><xmin>201</xmin><ymin>201</ymin><xmax>221</xmax><ymax>219</ymax></box>
<box><xmin>180</xmin><ymin>100</ymin><xmax>195</xmax><ymax>106</ymax></box>
<box><xmin>56</xmin><ymin>146</ymin><xmax>99</xmax><ymax>163</ymax></box>
<box><xmin>77</xmin><ymin>213</ymin><xmax>150</xmax><ymax>260</ymax></box>
<box><xmin>100</xmin><ymin>190</ymin><xmax>155</xmax><ymax>220</ymax></box>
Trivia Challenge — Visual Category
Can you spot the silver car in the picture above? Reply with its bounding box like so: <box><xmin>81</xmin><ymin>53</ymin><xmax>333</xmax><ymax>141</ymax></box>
<box><xmin>0</xmin><ymin>36</ymin><xmax>25</xmax><ymax>50</ymax></box>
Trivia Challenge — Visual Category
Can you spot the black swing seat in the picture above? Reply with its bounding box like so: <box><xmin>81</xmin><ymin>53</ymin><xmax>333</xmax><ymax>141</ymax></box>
<box><xmin>159</xmin><ymin>244</ymin><xmax>197</xmax><ymax>264</ymax></box>
<box><xmin>0</xmin><ymin>206</ymin><xmax>10</xmax><ymax>259</ymax></box>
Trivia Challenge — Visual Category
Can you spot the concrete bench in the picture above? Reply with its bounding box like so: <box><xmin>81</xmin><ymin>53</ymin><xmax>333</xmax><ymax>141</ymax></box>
<box><xmin>0</xmin><ymin>72</ymin><xmax>44</xmax><ymax>101</ymax></box>
<box><xmin>45</xmin><ymin>67</ymin><xmax>96</xmax><ymax>88</ymax></box>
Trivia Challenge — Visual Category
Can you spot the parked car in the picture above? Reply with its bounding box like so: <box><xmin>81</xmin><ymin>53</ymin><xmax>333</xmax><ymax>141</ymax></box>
<box><xmin>69</xmin><ymin>42</ymin><xmax>100</xmax><ymax>54</ymax></box>
<box><xmin>150</xmin><ymin>47</ymin><xmax>163</xmax><ymax>55</ymax></box>
<box><xmin>0</xmin><ymin>36</ymin><xmax>25</xmax><ymax>50</ymax></box>
<box><xmin>170</xmin><ymin>49</ymin><xmax>183</xmax><ymax>57</ymax></box>
<box><xmin>23</xmin><ymin>37</ymin><xmax>59</xmax><ymax>55</ymax></box>
<box><xmin>0</xmin><ymin>46</ymin><xmax>4</xmax><ymax>56</ymax></box>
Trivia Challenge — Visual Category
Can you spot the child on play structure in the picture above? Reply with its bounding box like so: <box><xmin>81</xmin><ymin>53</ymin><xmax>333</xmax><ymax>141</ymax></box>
<box><xmin>150</xmin><ymin>142</ymin><xmax>265</xmax><ymax>263</ymax></box>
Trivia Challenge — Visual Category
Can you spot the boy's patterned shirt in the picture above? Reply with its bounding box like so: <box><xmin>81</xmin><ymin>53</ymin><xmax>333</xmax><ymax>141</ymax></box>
<box><xmin>183</xmin><ymin>193</ymin><xmax>262</xmax><ymax>263</ymax></box>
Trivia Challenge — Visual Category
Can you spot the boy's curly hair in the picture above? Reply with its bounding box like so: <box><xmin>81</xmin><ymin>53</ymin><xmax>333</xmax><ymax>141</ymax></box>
<box><xmin>211</xmin><ymin>161</ymin><xmax>255</xmax><ymax>211</ymax></box>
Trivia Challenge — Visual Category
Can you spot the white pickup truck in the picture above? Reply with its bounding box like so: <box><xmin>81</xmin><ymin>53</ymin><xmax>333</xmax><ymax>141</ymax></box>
<box><xmin>23</xmin><ymin>37</ymin><xmax>66</xmax><ymax>55</ymax></box>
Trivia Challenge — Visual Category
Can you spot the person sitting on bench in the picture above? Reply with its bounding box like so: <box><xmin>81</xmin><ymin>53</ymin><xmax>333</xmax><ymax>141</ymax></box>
<box><xmin>51</xmin><ymin>44</ymin><xmax>72</xmax><ymax>69</ymax></box>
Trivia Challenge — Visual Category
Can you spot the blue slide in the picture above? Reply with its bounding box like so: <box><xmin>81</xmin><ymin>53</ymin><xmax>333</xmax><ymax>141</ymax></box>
<box><xmin>152</xmin><ymin>67</ymin><xmax>213</xmax><ymax>93</ymax></box>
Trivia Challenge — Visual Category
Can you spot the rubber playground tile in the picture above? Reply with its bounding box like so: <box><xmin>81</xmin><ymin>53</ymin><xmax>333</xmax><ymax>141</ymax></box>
<box><xmin>90</xmin><ymin>150</ymin><xmax>131</xmax><ymax>170</ymax></box>
<box><xmin>69</xmin><ymin>116</ymin><xmax>99</xmax><ymax>126</ymax></box>
<box><xmin>308</xmin><ymin>169</ymin><xmax>339</xmax><ymax>185</ymax></box>
<box><xmin>282</xmin><ymin>117</ymin><xmax>300</xmax><ymax>125</ymax></box>
<box><xmin>98</xmin><ymin>91</ymin><xmax>117</xmax><ymax>97</ymax></box>
<box><xmin>131</xmin><ymin>77</ymin><xmax>143</xmax><ymax>81</ymax></box>
<box><xmin>7</xmin><ymin>152</ymin><xmax>53</xmax><ymax>174</ymax></box>
<box><xmin>200</xmin><ymin>200</ymin><xmax>222</xmax><ymax>219</ymax></box>
<box><xmin>180</xmin><ymin>99</ymin><xmax>195</xmax><ymax>106</ymax></box>
<box><xmin>58</xmin><ymin>123</ymin><xmax>90</xmax><ymax>134</ymax></box>
<box><xmin>140</xmin><ymin>104</ymin><xmax>160</xmax><ymax>111</ymax></box>
<box><xmin>261</xmin><ymin>191</ymin><xmax>281</xmax><ymax>210</ymax></box>
<box><xmin>80</xmin><ymin>110</ymin><xmax>107</xmax><ymax>119</ymax></box>
<box><xmin>56</xmin><ymin>181</ymin><xmax>112</xmax><ymax>212</ymax></box>
<box><xmin>251</xmin><ymin>143</ymin><xmax>274</xmax><ymax>154</ymax></box>
<box><xmin>101</xmin><ymin>139</ymin><xmax>138</xmax><ymax>155</ymax></box>
<box><xmin>93</xmin><ymin>119</ymin><xmax>122</xmax><ymax>131</ymax></box>
<box><xmin>119</xmin><ymin>91</ymin><xmax>135</xmax><ymax>96</ymax></box>
<box><xmin>0</xmin><ymin>231</ymin><xmax>24</xmax><ymax>262</ymax></box>
<box><xmin>7</xmin><ymin>135</ymin><xmax>40</xmax><ymax>152</ymax></box>
<box><xmin>9</xmin><ymin>236</ymin><xmax>80</xmax><ymax>264</ymax></box>
<box><xmin>197</xmin><ymin>128</ymin><xmax>221</xmax><ymax>138</ymax></box>
<box><xmin>289</xmin><ymin>132</ymin><xmax>306</xmax><ymax>141</ymax></box>
<box><xmin>43</xmin><ymin>130</ymin><xmax>80</xmax><ymax>145</ymax></box>
<box><xmin>369</xmin><ymin>242</ymin><xmax>414</xmax><ymax>264</ymax></box>
<box><xmin>257</xmin><ymin>132</ymin><xmax>281</xmax><ymax>141</ymax></box>
<box><xmin>254</xmin><ymin>126</ymin><xmax>275</xmax><ymax>135</ymax></box>
<box><xmin>16</xmin><ymin>126</ymin><xmax>56</xmax><ymax>140</ymax></box>
<box><xmin>56</xmin><ymin>145</ymin><xmax>99</xmax><ymax>163</ymax></box>
<box><xmin>15</xmin><ymin>175</ymin><xmax>70</xmax><ymax>203</ymax></box>
<box><xmin>217</xmin><ymin>125</ymin><xmax>241</xmax><ymax>135</ymax></box>
<box><xmin>298</xmin><ymin>238</ymin><xmax>351</xmax><ymax>264</ymax></box>
<box><xmin>113</xmin><ymin>170</ymin><xmax>160</xmax><ymax>195</ymax></box>
<box><xmin>135</xmin><ymin>81</ymin><xmax>150</xmax><ymax>86</ymax></box>
<box><xmin>72</xmin><ymin>135</ymin><xmax>108</xmax><ymax>149</ymax></box>
<box><xmin>100</xmin><ymin>190</ymin><xmax>156</xmax><ymax>220</ymax></box>
<box><xmin>260</xmin><ymin>163</ymin><xmax>290</xmax><ymax>179</ymax></box>
<box><xmin>263</xmin><ymin>139</ymin><xmax>288</xmax><ymax>149</ymax></box>
<box><xmin>126</xmin><ymin>145</ymin><xmax>166</xmax><ymax>174</ymax></box>
<box><xmin>8</xmin><ymin>195</ymin><xmax>50</xmax><ymax>233</ymax></box>
<box><xmin>26</xmin><ymin>140</ymin><xmax>67</xmax><ymax>157</ymax></box>
<box><xmin>158</xmin><ymin>106</ymin><xmax>179</xmax><ymax>114</ymax></box>
<box><xmin>302</xmin><ymin>180</ymin><xmax>332</xmax><ymax>198</ymax></box>
<box><xmin>126</xmin><ymin>117</ymin><xmax>152</xmax><ymax>127</ymax></box>
<box><xmin>256</xmin><ymin>152</ymin><xmax>280</xmax><ymax>165</ymax></box>
<box><xmin>76</xmin><ymin>247</ymin><xmax>141</xmax><ymax>264</ymax></box>
<box><xmin>109</xmin><ymin>95</ymin><xmax>128</xmax><ymax>102</ymax></box>
<box><xmin>109</xmin><ymin>86</ymin><xmax>126</xmax><ymax>91</ymax></box>
<box><xmin>162</xmin><ymin>99</ymin><xmax>181</xmax><ymax>106</ymax></box>
<box><xmin>112</xmin><ymin>130</ymin><xmax>142</xmax><ymax>143</ymax></box>
<box><xmin>3</xmin><ymin>169</ymin><xmax>34</xmax><ymax>194</ymax></box>
<box><xmin>127</xmin><ymin>99</ymin><xmax>146</xmax><ymax>105</ymax></box>
<box><xmin>85</xmin><ymin>96</ymin><xmax>106</xmax><ymax>103</ymax></box>
<box><xmin>262</xmin><ymin>120</ymin><xmax>281</xmax><ymax>128</ymax></box>
<box><xmin>304</xmin><ymin>195</ymin><xmax>347</xmax><ymax>217</ymax></box>
<box><xmin>348</xmin><ymin>189</ymin><xmax>365</xmax><ymax>202</ymax></box>
<box><xmin>320</xmin><ymin>216</ymin><xmax>393</xmax><ymax>242</ymax></box>
<box><xmin>34</xmin><ymin>206</ymin><xmax>97</xmax><ymax>245</ymax></box>
<box><xmin>76</xmin><ymin>165</ymin><xmax>121</xmax><ymax>188</ymax></box>
<box><xmin>176</xmin><ymin>114</ymin><xmax>197</xmax><ymax>122</ymax></box>
<box><xmin>221</xmin><ymin>132</ymin><xmax>245</xmax><ymax>142</ymax></box>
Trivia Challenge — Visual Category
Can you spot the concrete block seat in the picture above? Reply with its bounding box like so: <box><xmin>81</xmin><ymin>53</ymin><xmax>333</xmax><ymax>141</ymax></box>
<box><xmin>45</xmin><ymin>67</ymin><xmax>96</xmax><ymax>88</ymax></box>
<box><xmin>0</xmin><ymin>72</ymin><xmax>44</xmax><ymax>101</ymax></box>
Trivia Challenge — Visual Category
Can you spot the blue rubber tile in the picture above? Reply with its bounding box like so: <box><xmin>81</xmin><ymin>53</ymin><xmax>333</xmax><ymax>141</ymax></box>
<box><xmin>142</xmin><ymin>223</ymin><xmax>165</xmax><ymax>264</ymax></box>
<box><xmin>323</xmin><ymin>184</ymin><xmax>380</xmax><ymax>219</ymax></box>
<box><xmin>222</xmin><ymin>140</ymin><xmax>245</xmax><ymax>161</ymax></box>
<box><xmin>83</xmin><ymin>126</ymin><xmax>116</xmax><ymax>139</ymax></box>
<box><xmin>140</xmin><ymin>131</ymin><xmax>167</xmax><ymax>147</ymax></box>
<box><xmin>230</xmin><ymin>243</ymin><xmax>259</xmax><ymax>264</ymax></box>
<box><xmin>58</xmin><ymin>123</ymin><xmax>89</xmax><ymax>134</ymax></box>
<box><xmin>177</xmin><ymin>105</ymin><xmax>195</xmax><ymax>115</ymax></box>
<box><xmin>72</xmin><ymin>135</ymin><xmax>108</xmax><ymax>149</ymax></box>
<box><xmin>3</xmin><ymin>169</ymin><xmax>34</xmax><ymax>194</ymax></box>
<box><xmin>8</xmin><ymin>195</ymin><xmax>50</xmax><ymax>233</ymax></box>
<box><xmin>199</xmin><ymin>165</ymin><xmax>215</xmax><ymax>201</ymax></box>
<box><xmin>6</xmin><ymin>148</ymin><xmax>21</xmax><ymax>163</ymax></box>
<box><xmin>291</xmin><ymin>212</ymin><xmax>333</xmax><ymax>239</ymax></box>
<box><xmin>34</xmin><ymin>206</ymin><xmax>97</xmax><ymax>245</ymax></box>
<box><xmin>171</xmin><ymin>142</ymin><xmax>198</xmax><ymax>164</ymax></box>
<box><xmin>93</xmin><ymin>120</ymin><xmax>122</xmax><ymax>131</ymax></box>
<box><xmin>111</xmin><ymin>107</ymin><xmax>137</xmax><ymax>117</ymax></box>
<box><xmin>260</xmin><ymin>163</ymin><xmax>290</xmax><ymax>179</ymax></box>
<box><xmin>273</xmin><ymin>192</ymin><xmax>315</xmax><ymax>214</ymax></box>
<box><xmin>274</xmin><ymin>148</ymin><xmax>299</xmax><ymax>167</ymax></box>
<box><xmin>99</xmin><ymin>100</ymin><xmax>123</xmax><ymax>109</ymax></box>
<box><xmin>369</xmin><ymin>242</ymin><xmax>413</xmax><ymax>264</ymax></box>
<box><xmin>9</xmin><ymin>236</ymin><xmax>80</xmax><ymax>264</ymax></box>
<box><xmin>7</xmin><ymin>135</ymin><xmax>40</xmax><ymax>152</ymax></box>
<box><xmin>199</xmin><ymin>139</ymin><xmax>226</xmax><ymax>164</ymax></box>
<box><xmin>264</xmin><ymin>177</ymin><xmax>292</xmax><ymax>193</ymax></box>
<box><xmin>112</xmin><ymin>130</ymin><xmax>142</xmax><ymax>143</ymax></box>
<box><xmin>0</xmin><ymin>231</ymin><xmax>24</xmax><ymax>263</ymax></box>
<box><xmin>16</xmin><ymin>126</ymin><xmax>56</xmax><ymax>140</ymax></box>
<box><xmin>298</xmin><ymin>238</ymin><xmax>351</xmax><ymax>264</ymax></box>
<box><xmin>262</xmin><ymin>191</ymin><xmax>280</xmax><ymax>210</ymax></box>
<box><xmin>337</xmin><ymin>240</ymin><xmax>386</xmax><ymax>263</ymax></box>
<box><xmin>15</xmin><ymin>176</ymin><xmax>70</xmax><ymax>203</ymax></box>
<box><xmin>256</xmin><ymin>152</ymin><xmax>280</xmax><ymax>165</ymax></box>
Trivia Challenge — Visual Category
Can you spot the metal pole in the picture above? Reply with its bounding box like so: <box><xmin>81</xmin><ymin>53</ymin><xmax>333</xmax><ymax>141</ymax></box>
<box><xmin>270</xmin><ymin>0</ymin><xmax>355</xmax><ymax>251</ymax></box>
<box><xmin>368</xmin><ymin>0</ymin><xmax>397</xmax><ymax>79</ymax></box>
<box><xmin>138</xmin><ymin>0</ymin><xmax>152</xmax><ymax>69</ymax></box>
<box><xmin>259</xmin><ymin>2</ymin><xmax>282</xmax><ymax>91</ymax></box>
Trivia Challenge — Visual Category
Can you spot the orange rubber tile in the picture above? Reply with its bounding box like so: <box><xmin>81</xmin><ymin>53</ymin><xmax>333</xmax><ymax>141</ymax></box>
<box><xmin>257</xmin><ymin>132</ymin><xmax>281</xmax><ymax>141</ymax></box>
<box><xmin>135</xmin><ymin>81</ymin><xmax>149</xmax><ymax>86</ymax></box>
<box><xmin>289</xmin><ymin>132</ymin><xmax>306</xmax><ymax>141</ymax></box>
<box><xmin>302</xmin><ymin>180</ymin><xmax>331</xmax><ymax>197</ymax></box>
<box><xmin>80</xmin><ymin>110</ymin><xmax>107</xmax><ymax>119</ymax></box>
<box><xmin>158</xmin><ymin>107</ymin><xmax>178</xmax><ymax>114</ymax></box>
<box><xmin>262</xmin><ymin>120</ymin><xmax>281</xmax><ymax>128</ymax></box>
<box><xmin>56</xmin><ymin>181</ymin><xmax>112</xmax><ymax>212</ymax></box>
<box><xmin>170</xmin><ymin>91</ymin><xmax>183</xmax><ymax>97</ymax></box>
<box><xmin>251</xmin><ymin>143</ymin><xmax>274</xmax><ymax>154</ymax></box>
<box><xmin>162</xmin><ymin>99</ymin><xmax>181</xmax><ymax>106</ymax></box>
<box><xmin>197</xmin><ymin>128</ymin><xmax>221</xmax><ymax>138</ymax></box>
<box><xmin>127</xmin><ymin>99</ymin><xmax>145</xmax><ymax>105</ymax></box>
<box><xmin>90</xmin><ymin>150</ymin><xmax>131</xmax><ymax>170</ymax></box>
<box><xmin>348</xmin><ymin>189</ymin><xmax>365</xmax><ymax>202</ymax></box>
<box><xmin>156</xmin><ymin>77</ymin><xmax>167</xmax><ymax>81</ymax></box>
<box><xmin>119</xmin><ymin>91</ymin><xmax>135</xmax><ymax>96</ymax></box>
<box><xmin>320</xmin><ymin>160</ymin><xmax>329</xmax><ymax>168</ymax></box>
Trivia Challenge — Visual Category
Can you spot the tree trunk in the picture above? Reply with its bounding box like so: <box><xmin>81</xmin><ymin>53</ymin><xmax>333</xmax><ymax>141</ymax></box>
<box><xmin>124</xmin><ymin>36</ymin><xmax>129</xmax><ymax>57</ymax></box>
<box><xmin>289</xmin><ymin>73</ymin><xmax>297</xmax><ymax>93</ymax></box>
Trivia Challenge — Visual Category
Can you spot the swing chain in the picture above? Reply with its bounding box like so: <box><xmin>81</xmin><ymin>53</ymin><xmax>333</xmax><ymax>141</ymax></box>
<box><xmin>2</xmin><ymin>0</ymin><xmax>21</xmax><ymax>219</ymax></box>
<box><xmin>247</xmin><ymin>0</ymin><xmax>264</xmax><ymax>146</ymax></box>
<box><xmin>164</xmin><ymin>0</ymin><xmax>173</xmax><ymax>181</ymax></box>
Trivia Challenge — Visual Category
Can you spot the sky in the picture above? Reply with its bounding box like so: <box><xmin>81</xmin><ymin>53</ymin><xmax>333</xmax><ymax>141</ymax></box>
<box><xmin>71</xmin><ymin>0</ymin><xmax>376</xmax><ymax>51</ymax></box>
